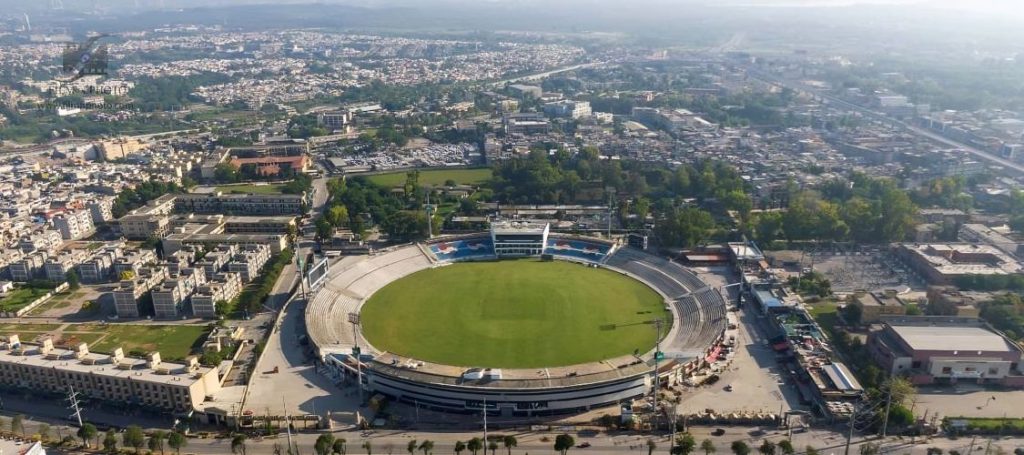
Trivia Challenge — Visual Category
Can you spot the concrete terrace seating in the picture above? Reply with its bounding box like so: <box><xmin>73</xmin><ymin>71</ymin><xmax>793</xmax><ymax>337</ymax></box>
<box><xmin>306</xmin><ymin>246</ymin><xmax>434</xmax><ymax>354</ymax></box>
<box><xmin>426</xmin><ymin>237</ymin><xmax>495</xmax><ymax>262</ymax></box>
<box><xmin>543</xmin><ymin>237</ymin><xmax>613</xmax><ymax>263</ymax></box>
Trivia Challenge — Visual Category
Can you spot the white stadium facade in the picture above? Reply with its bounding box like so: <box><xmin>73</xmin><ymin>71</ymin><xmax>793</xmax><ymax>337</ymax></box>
<box><xmin>306</xmin><ymin>223</ymin><xmax>730</xmax><ymax>416</ymax></box>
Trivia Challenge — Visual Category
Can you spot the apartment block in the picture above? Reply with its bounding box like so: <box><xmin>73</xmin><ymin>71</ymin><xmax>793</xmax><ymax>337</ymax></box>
<box><xmin>113</xmin><ymin>249</ymin><xmax>158</xmax><ymax>278</ymax></box>
<box><xmin>43</xmin><ymin>250</ymin><xmax>89</xmax><ymax>282</ymax></box>
<box><xmin>226</xmin><ymin>244</ymin><xmax>271</xmax><ymax>283</ymax></box>
<box><xmin>112</xmin><ymin>267</ymin><xmax>166</xmax><ymax>318</ymax></box>
<box><xmin>191</xmin><ymin>272</ymin><xmax>242</xmax><ymax>318</ymax></box>
<box><xmin>174</xmin><ymin>193</ymin><xmax>305</xmax><ymax>216</ymax></box>
<box><xmin>8</xmin><ymin>251</ymin><xmax>48</xmax><ymax>282</ymax></box>
<box><xmin>53</xmin><ymin>210</ymin><xmax>96</xmax><ymax>240</ymax></box>
<box><xmin>87</xmin><ymin>198</ymin><xmax>115</xmax><ymax>224</ymax></box>
<box><xmin>0</xmin><ymin>337</ymin><xmax>220</xmax><ymax>413</ymax></box>
<box><xmin>152</xmin><ymin>268</ymin><xmax>207</xmax><ymax>319</ymax></box>
<box><xmin>18</xmin><ymin>230</ymin><xmax>63</xmax><ymax>252</ymax></box>
<box><xmin>77</xmin><ymin>245</ymin><xmax>123</xmax><ymax>283</ymax></box>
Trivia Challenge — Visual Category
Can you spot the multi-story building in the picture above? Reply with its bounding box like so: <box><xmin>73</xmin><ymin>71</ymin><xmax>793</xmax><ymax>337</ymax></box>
<box><xmin>87</xmin><ymin>198</ymin><xmax>115</xmax><ymax>225</ymax></box>
<box><xmin>196</xmin><ymin>245</ymin><xmax>236</xmax><ymax>277</ymax></box>
<box><xmin>77</xmin><ymin>246</ymin><xmax>122</xmax><ymax>283</ymax></box>
<box><xmin>152</xmin><ymin>268</ymin><xmax>207</xmax><ymax>319</ymax></box>
<box><xmin>893</xmin><ymin>243</ymin><xmax>1023</xmax><ymax>285</ymax></box>
<box><xmin>191</xmin><ymin>272</ymin><xmax>242</xmax><ymax>318</ymax></box>
<box><xmin>851</xmin><ymin>291</ymin><xmax>908</xmax><ymax>324</ymax></box>
<box><xmin>226</xmin><ymin>244</ymin><xmax>271</xmax><ymax>283</ymax></box>
<box><xmin>174</xmin><ymin>193</ymin><xmax>306</xmax><ymax>216</ymax></box>
<box><xmin>507</xmin><ymin>84</ymin><xmax>542</xmax><ymax>99</ymax></box>
<box><xmin>867</xmin><ymin>317</ymin><xmax>1024</xmax><ymax>387</ymax></box>
<box><xmin>502</xmin><ymin>113</ymin><xmax>551</xmax><ymax>136</ymax></box>
<box><xmin>53</xmin><ymin>210</ymin><xmax>95</xmax><ymax>240</ymax></box>
<box><xmin>8</xmin><ymin>251</ymin><xmax>48</xmax><ymax>282</ymax></box>
<box><xmin>114</xmin><ymin>249</ymin><xmax>158</xmax><ymax>278</ymax></box>
<box><xmin>223</xmin><ymin>216</ymin><xmax>297</xmax><ymax>234</ymax></box>
<box><xmin>97</xmin><ymin>137</ymin><xmax>146</xmax><ymax>161</ymax></box>
<box><xmin>543</xmin><ymin>100</ymin><xmax>592</xmax><ymax>119</ymax></box>
<box><xmin>18</xmin><ymin>230</ymin><xmax>63</xmax><ymax>252</ymax></box>
<box><xmin>0</xmin><ymin>337</ymin><xmax>221</xmax><ymax>413</ymax></box>
<box><xmin>43</xmin><ymin>250</ymin><xmax>89</xmax><ymax>282</ymax></box>
<box><xmin>113</xmin><ymin>267</ymin><xmax>166</xmax><ymax>318</ymax></box>
<box><xmin>317</xmin><ymin>111</ymin><xmax>350</xmax><ymax>130</ymax></box>
<box><xmin>115</xmin><ymin>194</ymin><xmax>178</xmax><ymax>240</ymax></box>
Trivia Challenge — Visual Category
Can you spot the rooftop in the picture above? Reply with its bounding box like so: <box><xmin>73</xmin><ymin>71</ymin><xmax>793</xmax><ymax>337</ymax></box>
<box><xmin>891</xmin><ymin>325</ymin><xmax>1016</xmax><ymax>353</ymax></box>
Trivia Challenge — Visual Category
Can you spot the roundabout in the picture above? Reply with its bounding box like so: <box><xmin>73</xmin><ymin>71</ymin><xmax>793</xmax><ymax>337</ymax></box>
<box><xmin>360</xmin><ymin>260</ymin><xmax>668</xmax><ymax>369</ymax></box>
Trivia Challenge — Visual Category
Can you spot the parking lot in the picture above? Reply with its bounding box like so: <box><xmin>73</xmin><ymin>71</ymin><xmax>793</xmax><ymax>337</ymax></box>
<box><xmin>808</xmin><ymin>250</ymin><xmax>927</xmax><ymax>293</ymax></box>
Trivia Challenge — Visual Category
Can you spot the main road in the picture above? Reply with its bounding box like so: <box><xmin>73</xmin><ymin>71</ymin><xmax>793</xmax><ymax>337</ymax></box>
<box><xmin>744</xmin><ymin>67</ymin><xmax>1024</xmax><ymax>177</ymax></box>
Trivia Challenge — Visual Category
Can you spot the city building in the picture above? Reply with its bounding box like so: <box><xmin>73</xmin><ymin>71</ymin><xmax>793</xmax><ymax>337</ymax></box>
<box><xmin>112</xmin><ymin>267</ymin><xmax>166</xmax><ymax>318</ymax></box>
<box><xmin>8</xmin><ymin>251</ymin><xmax>48</xmax><ymax>282</ymax></box>
<box><xmin>851</xmin><ymin>291</ymin><xmax>908</xmax><ymax>323</ymax></box>
<box><xmin>87</xmin><ymin>198</ymin><xmax>115</xmax><ymax>224</ymax></box>
<box><xmin>543</xmin><ymin>100</ymin><xmax>591</xmax><ymax>119</ymax></box>
<box><xmin>507</xmin><ymin>84</ymin><xmax>542</xmax><ymax>99</ymax></box>
<box><xmin>52</xmin><ymin>210</ymin><xmax>95</xmax><ymax>240</ymax></box>
<box><xmin>115</xmin><ymin>194</ymin><xmax>178</xmax><ymax>240</ymax></box>
<box><xmin>0</xmin><ymin>337</ymin><xmax>220</xmax><ymax>414</ymax></box>
<box><xmin>78</xmin><ymin>245</ymin><xmax>122</xmax><ymax>283</ymax></box>
<box><xmin>223</xmin><ymin>216</ymin><xmax>297</xmax><ymax>234</ymax></box>
<box><xmin>867</xmin><ymin>317</ymin><xmax>1024</xmax><ymax>387</ymax></box>
<box><xmin>97</xmin><ymin>137</ymin><xmax>146</xmax><ymax>161</ymax></box>
<box><xmin>174</xmin><ymin>193</ymin><xmax>306</xmax><ymax>216</ymax></box>
<box><xmin>226</xmin><ymin>244</ymin><xmax>271</xmax><ymax>283</ymax></box>
<box><xmin>502</xmin><ymin>113</ymin><xmax>551</xmax><ymax>135</ymax></box>
<box><xmin>191</xmin><ymin>272</ymin><xmax>242</xmax><ymax>318</ymax></box>
<box><xmin>490</xmin><ymin>221</ymin><xmax>550</xmax><ymax>257</ymax></box>
<box><xmin>317</xmin><ymin>111</ymin><xmax>350</xmax><ymax>130</ymax></box>
<box><xmin>893</xmin><ymin>243</ymin><xmax>1023</xmax><ymax>285</ymax></box>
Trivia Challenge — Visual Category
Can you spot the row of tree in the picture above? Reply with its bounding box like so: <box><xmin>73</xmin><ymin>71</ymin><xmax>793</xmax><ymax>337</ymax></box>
<box><xmin>74</xmin><ymin>423</ymin><xmax>187</xmax><ymax>454</ymax></box>
<box><xmin>112</xmin><ymin>180</ymin><xmax>187</xmax><ymax>218</ymax></box>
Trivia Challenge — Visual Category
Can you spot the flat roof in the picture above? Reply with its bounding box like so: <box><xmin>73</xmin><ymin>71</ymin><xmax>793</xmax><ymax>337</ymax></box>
<box><xmin>892</xmin><ymin>325</ymin><xmax>1015</xmax><ymax>353</ymax></box>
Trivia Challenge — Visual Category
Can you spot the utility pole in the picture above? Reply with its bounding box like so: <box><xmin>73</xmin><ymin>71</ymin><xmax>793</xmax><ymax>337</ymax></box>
<box><xmin>425</xmin><ymin>192</ymin><xmax>434</xmax><ymax>239</ymax></box>
<box><xmin>67</xmin><ymin>385</ymin><xmax>83</xmax><ymax>427</ymax></box>
<box><xmin>482</xmin><ymin>398</ymin><xmax>488</xmax><ymax>445</ymax></box>
<box><xmin>284</xmin><ymin>398</ymin><xmax>296</xmax><ymax>455</ymax></box>
<box><xmin>652</xmin><ymin>317</ymin><xmax>664</xmax><ymax>417</ymax></box>
<box><xmin>880</xmin><ymin>381</ymin><xmax>894</xmax><ymax>438</ymax></box>
<box><xmin>844</xmin><ymin>405</ymin><xmax>858</xmax><ymax>455</ymax></box>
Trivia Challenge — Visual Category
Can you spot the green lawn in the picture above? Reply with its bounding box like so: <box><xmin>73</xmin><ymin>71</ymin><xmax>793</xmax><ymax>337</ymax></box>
<box><xmin>366</xmin><ymin>168</ymin><xmax>493</xmax><ymax>188</ymax></box>
<box><xmin>215</xmin><ymin>183</ymin><xmax>288</xmax><ymax>194</ymax></box>
<box><xmin>361</xmin><ymin>260</ymin><xmax>668</xmax><ymax>368</ymax></box>
<box><xmin>0</xmin><ymin>288</ymin><xmax>52</xmax><ymax>312</ymax></box>
<box><xmin>77</xmin><ymin>324</ymin><xmax>210</xmax><ymax>360</ymax></box>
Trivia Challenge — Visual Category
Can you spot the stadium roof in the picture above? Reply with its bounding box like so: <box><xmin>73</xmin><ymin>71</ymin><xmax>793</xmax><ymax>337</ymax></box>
<box><xmin>892</xmin><ymin>325</ymin><xmax>1015</xmax><ymax>353</ymax></box>
<box><xmin>490</xmin><ymin>220</ymin><xmax>549</xmax><ymax>235</ymax></box>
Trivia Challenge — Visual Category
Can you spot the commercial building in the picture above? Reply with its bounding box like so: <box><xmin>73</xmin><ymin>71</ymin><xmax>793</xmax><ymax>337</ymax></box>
<box><xmin>0</xmin><ymin>336</ymin><xmax>221</xmax><ymax>413</ymax></box>
<box><xmin>174</xmin><ymin>193</ymin><xmax>306</xmax><ymax>216</ymax></box>
<box><xmin>502</xmin><ymin>113</ymin><xmax>551</xmax><ymax>135</ymax></box>
<box><xmin>893</xmin><ymin>243</ymin><xmax>1023</xmax><ymax>285</ymax></box>
<box><xmin>867</xmin><ymin>317</ymin><xmax>1024</xmax><ymax>387</ymax></box>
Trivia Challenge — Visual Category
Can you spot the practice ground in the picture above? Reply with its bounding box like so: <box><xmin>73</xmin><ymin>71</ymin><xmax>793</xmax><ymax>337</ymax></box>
<box><xmin>366</xmin><ymin>168</ymin><xmax>492</xmax><ymax>188</ymax></box>
<box><xmin>0</xmin><ymin>322</ymin><xmax>209</xmax><ymax>361</ymax></box>
<box><xmin>215</xmin><ymin>183</ymin><xmax>288</xmax><ymax>194</ymax></box>
<box><xmin>360</xmin><ymin>260</ymin><xmax>668</xmax><ymax>368</ymax></box>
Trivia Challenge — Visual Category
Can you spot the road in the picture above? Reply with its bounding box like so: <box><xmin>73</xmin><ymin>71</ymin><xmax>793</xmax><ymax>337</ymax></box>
<box><xmin>744</xmin><ymin>67</ymin><xmax>1024</xmax><ymax>177</ymax></box>
<box><xmin>490</xmin><ymin>62</ymin><xmax>606</xmax><ymax>88</ymax></box>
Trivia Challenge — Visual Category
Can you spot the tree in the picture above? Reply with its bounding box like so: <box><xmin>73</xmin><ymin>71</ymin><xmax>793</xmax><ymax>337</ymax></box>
<box><xmin>758</xmin><ymin>440</ymin><xmax>776</xmax><ymax>455</ymax></box>
<box><xmin>454</xmin><ymin>441</ymin><xmax>466</xmax><ymax>455</ymax></box>
<box><xmin>554</xmin><ymin>434</ymin><xmax>575</xmax><ymax>455</ymax></box>
<box><xmin>859</xmin><ymin>443</ymin><xmax>880</xmax><ymax>455</ymax></box>
<box><xmin>327</xmin><ymin>205</ymin><xmax>349</xmax><ymax>227</ymax></box>
<box><xmin>419</xmin><ymin>440</ymin><xmax>434</xmax><ymax>455</ymax></box>
<box><xmin>149</xmin><ymin>430</ymin><xmax>167</xmax><ymax>455</ymax></box>
<box><xmin>701</xmin><ymin>439</ymin><xmax>717</xmax><ymax>455</ymax></box>
<box><xmin>676</xmin><ymin>434</ymin><xmax>697</xmax><ymax>455</ymax></box>
<box><xmin>66</xmin><ymin>269</ymin><xmax>80</xmax><ymax>290</ymax></box>
<box><xmin>408</xmin><ymin>440</ymin><xmax>418</xmax><ymax>455</ymax></box>
<box><xmin>777</xmin><ymin>440</ymin><xmax>794</xmax><ymax>455</ymax></box>
<box><xmin>362</xmin><ymin>440</ymin><xmax>373</xmax><ymax>455</ymax></box>
<box><xmin>467</xmin><ymin>438</ymin><xmax>483</xmax><ymax>455</ymax></box>
<box><xmin>10</xmin><ymin>414</ymin><xmax>24</xmax><ymax>436</ymax></box>
<box><xmin>78</xmin><ymin>423</ymin><xmax>98</xmax><ymax>448</ymax></box>
<box><xmin>647</xmin><ymin>439</ymin><xmax>657</xmax><ymax>455</ymax></box>
<box><xmin>488</xmin><ymin>440</ymin><xmax>498</xmax><ymax>455</ymax></box>
<box><xmin>316</xmin><ymin>434</ymin><xmax>337</xmax><ymax>455</ymax></box>
<box><xmin>806</xmin><ymin>447</ymin><xmax>820</xmax><ymax>455</ymax></box>
<box><xmin>842</xmin><ymin>303</ymin><xmax>863</xmax><ymax>327</ymax></box>
<box><xmin>333</xmin><ymin>437</ymin><xmax>347</xmax><ymax>455</ymax></box>
<box><xmin>167</xmin><ymin>431</ymin><xmax>187</xmax><ymax>455</ymax></box>
<box><xmin>123</xmin><ymin>425</ymin><xmax>146</xmax><ymax>454</ymax></box>
<box><xmin>231</xmin><ymin>434</ymin><xmax>247</xmax><ymax>455</ymax></box>
<box><xmin>926</xmin><ymin>449</ymin><xmax>943</xmax><ymax>455</ymax></box>
<box><xmin>103</xmin><ymin>429</ymin><xmax>119</xmax><ymax>454</ymax></box>
<box><xmin>503</xmin><ymin>435</ymin><xmax>517</xmax><ymax>455</ymax></box>
<box><xmin>731</xmin><ymin>441</ymin><xmax>751</xmax><ymax>455</ymax></box>
<box><xmin>37</xmin><ymin>423</ymin><xmax>51</xmax><ymax>442</ymax></box>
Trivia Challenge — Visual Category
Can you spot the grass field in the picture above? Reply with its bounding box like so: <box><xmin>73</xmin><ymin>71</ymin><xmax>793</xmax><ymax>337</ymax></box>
<box><xmin>215</xmin><ymin>183</ymin><xmax>288</xmax><ymax>194</ymax></box>
<box><xmin>361</xmin><ymin>260</ymin><xmax>668</xmax><ymax>368</ymax></box>
<box><xmin>366</xmin><ymin>168</ymin><xmax>493</xmax><ymax>188</ymax></box>
<box><xmin>0</xmin><ymin>287</ymin><xmax>51</xmax><ymax>312</ymax></box>
<box><xmin>0</xmin><ymin>323</ymin><xmax>209</xmax><ymax>361</ymax></box>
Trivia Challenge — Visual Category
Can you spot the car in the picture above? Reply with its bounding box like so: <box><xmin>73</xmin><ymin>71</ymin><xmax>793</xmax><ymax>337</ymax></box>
<box><xmin>724</xmin><ymin>384</ymin><xmax>734</xmax><ymax>391</ymax></box>
<box><xmin>712</xmin><ymin>429</ymin><xmax>726</xmax><ymax>436</ymax></box>
<box><xmin>576</xmin><ymin>442</ymin><xmax>591</xmax><ymax>449</ymax></box>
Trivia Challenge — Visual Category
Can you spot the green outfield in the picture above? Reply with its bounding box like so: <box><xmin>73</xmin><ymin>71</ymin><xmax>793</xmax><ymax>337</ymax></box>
<box><xmin>361</xmin><ymin>260</ymin><xmax>668</xmax><ymax>368</ymax></box>
<box><xmin>366</xmin><ymin>168</ymin><xmax>493</xmax><ymax>188</ymax></box>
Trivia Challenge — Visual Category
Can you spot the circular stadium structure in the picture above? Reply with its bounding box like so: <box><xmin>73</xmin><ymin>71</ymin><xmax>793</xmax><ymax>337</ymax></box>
<box><xmin>306</xmin><ymin>222</ymin><xmax>730</xmax><ymax>416</ymax></box>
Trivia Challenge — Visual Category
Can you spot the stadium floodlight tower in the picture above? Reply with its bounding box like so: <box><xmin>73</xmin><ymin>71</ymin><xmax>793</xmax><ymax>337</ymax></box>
<box><xmin>348</xmin><ymin>312</ymin><xmax>365</xmax><ymax>403</ymax></box>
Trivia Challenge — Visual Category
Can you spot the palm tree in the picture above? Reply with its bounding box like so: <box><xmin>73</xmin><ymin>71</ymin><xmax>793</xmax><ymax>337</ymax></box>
<box><xmin>731</xmin><ymin>441</ymin><xmax>750</xmax><ymax>455</ymax></box>
<box><xmin>488</xmin><ymin>440</ymin><xmax>498</xmax><ymax>455</ymax></box>
<box><xmin>418</xmin><ymin>440</ymin><xmax>434</xmax><ymax>455</ymax></box>
<box><xmin>333</xmin><ymin>438</ymin><xmax>348</xmax><ymax>455</ymax></box>
<box><xmin>777</xmin><ymin>440</ymin><xmax>794</xmax><ymax>455</ymax></box>
<box><xmin>454</xmin><ymin>441</ymin><xmax>467</xmax><ymax>455</ymax></box>
<box><xmin>647</xmin><ymin>439</ymin><xmax>657</xmax><ymax>455</ymax></box>
<box><xmin>467</xmin><ymin>438</ymin><xmax>483</xmax><ymax>455</ymax></box>
<box><xmin>407</xmin><ymin>439</ymin><xmax>418</xmax><ymax>455</ymax></box>
<box><xmin>701</xmin><ymin>439</ymin><xmax>716</xmax><ymax>455</ymax></box>
<box><xmin>758</xmin><ymin>440</ymin><xmax>775</xmax><ymax>455</ymax></box>
<box><xmin>362</xmin><ymin>440</ymin><xmax>373</xmax><ymax>455</ymax></box>
<box><xmin>167</xmin><ymin>431</ymin><xmax>187</xmax><ymax>455</ymax></box>
<box><xmin>315</xmin><ymin>434</ymin><xmax>336</xmax><ymax>455</ymax></box>
<box><xmin>231</xmin><ymin>434</ymin><xmax>248</xmax><ymax>455</ymax></box>
<box><xmin>503</xmin><ymin>435</ymin><xmax>517</xmax><ymax>455</ymax></box>
<box><xmin>149</xmin><ymin>431</ymin><xmax>167</xmax><ymax>455</ymax></box>
<box><xmin>77</xmin><ymin>423</ymin><xmax>98</xmax><ymax>448</ymax></box>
